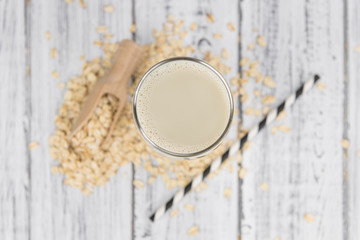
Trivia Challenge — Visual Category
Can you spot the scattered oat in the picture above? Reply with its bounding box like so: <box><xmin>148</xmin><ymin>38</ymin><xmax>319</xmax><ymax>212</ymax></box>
<box><xmin>256</xmin><ymin>74</ymin><xmax>264</xmax><ymax>83</ymax></box>
<box><xmin>79</xmin><ymin>0</ymin><xmax>86</xmax><ymax>8</ymax></box>
<box><xmin>276</xmin><ymin>111</ymin><xmax>287</xmax><ymax>120</ymax></box>
<box><xmin>241</xmin><ymin>93</ymin><xmax>249</xmax><ymax>103</ymax></box>
<box><xmin>28</xmin><ymin>141</ymin><xmax>39</xmax><ymax>150</ymax></box>
<box><xmin>279</xmin><ymin>125</ymin><xmax>291</xmax><ymax>133</ymax></box>
<box><xmin>227</xmin><ymin>22</ymin><xmax>235</xmax><ymax>32</ymax></box>
<box><xmin>167</xmin><ymin>15</ymin><xmax>174</xmax><ymax>22</ymax></box>
<box><xmin>355</xmin><ymin>46</ymin><xmax>360</xmax><ymax>52</ymax></box>
<box><xmin>45</xmin><ymin>31</ymin><xmax>51</xmax><ymax>40</ymax></box>
<box><xmin>51</xmin><ymin>166</ymin><xmax>59</xmax><ymax>174</ymax></box>
<box><xmin>357</xmin><ymin>150</ymin><xmax>360</xmax><ymax>158</ymax></box>
<box><xmin>133</xmin><ymin>179</ymin><xmax>144</xmax><ymax>188</ymax></box>
<box><xmin>104</xmin><ymin>33</ymin><xmax>114</xmax><ymax>39</ymax></box>
<box><xmin>148</xmin><ymin>176</ymin><xmax>155</xmax><ymax>184</ymax></box>
<box><xmin>80</xmin><ymin>55</ymin><xmax>84</xmax><ymax>61</ymax></box>
<box><xmin>206</xmin><ymin>13</ymin><xmax>215</xmax><ymax>23</ymax></box>
<box><xmin>244</xmin><ymin>106</ymin><xmax>254</xmax><ymax>115</ymax></box>
<box><xmin>240</xmin><ymin>57</ymin><xmax>249</xmax><ymax>66</ymax></box>
<box><xmin>213</xmin><ymin>33</ymin><xmax>223</xmax><ymax>39</ymax></box>
<box><xmin>224</xmin><ymin>187</ymin><xmax>232</xmax><ymax>198</ymax></box>
<box><xmin>190</xmin><ymin>22</ymin><xmax>198</xmax><ymax>31</ymax></box>
<box><xmin>238</xmin><ymin>168</ymin><xmax>247</xmax><ymax>179</ymax></box>
<box><xmin>341</xmin><ymin>139</ymin><xmax>350</xmax><ymax>149</ymax></box>
<box><xmin>238</xmin><ymin>34</ymin><xmax>241</xmax><ymax>43</ymax></box>
<box><xmin>222</xmin><ymin>48</ymin><xmax>230</xmax><ymax>59</ymax></box>
<box><xmin>57</xmin><ymin>83</ymin><xmax>65</xmax><ymax>89</ymax></box>
<box><xmin>27</xmin><ymin>67</ymin><xmax>31</xmax><ymax>75</ymax></box>
<box><xmin>249</xmin><ymin>61</ymin><xmax>259</xmax><ymax>69</ymax></box>
<box><xmin>247</xmin><ymin>42</ymin><xmax>255</xmax><ymax>50</ymax></box>
<box><xmin>236</xmin><ymin>152</ymin><xmax>242</xmax><ymax>163</ymax></box>
<box><xmin>260</xmin><ymin>183</ymin><xmax>269</xmax><ymax>191</ymax></box>
<box><xmin>65</xmin><ymin>0</ymin><xmax>74</xmax><ymax>3</ymax></box>
<box><xmin>243</xmin><ymin>141</ymin><xmax>251</xmax><ymax>151</ymax></box>
<box><xmin>231</xmin><ymin>77</ymin><xmax>238</xmax><ymax>85</ymax></box>
<box><xmin>103</xmin><ymin>5</ymin><xmax>114</xmax><ymax>12</ymax></box>
<box><xmin>176</xmin><ymin>19</ymin><xmax>185</xmax><ymax>28</ymax></box>
<box><xmin>253</xmin><ymin>89</ymin><xmax>261</xmax><ymax>97</ymax></box>
<box><xmin>263</xmin><ymin>76</ymin><xmax>276</xmax><ymax>88</ymax></box>
<box><xmin>96</xmin><ymin>25</ymin><xmax>107</xmax><ymax>34</ymax></box>
<box><xmin>51</xmin><ymin>48</ymin><xmax>57</xmax><ymax>59</ymax></box>
<box><xmin>262</xmin><ymin>106</ymin><xmax>271</xmax><ymax>115</ymax></box>
<box><xmin>316</xmin><ymin>83</ymin><xmax>327</xmax><ymax>90</ymax></box>
<box><xmin>180</xmin><ymin>30</ymin><xmax>188</xmax><ymax>39</ymax></box>
<box><xmin>249</xmin><ymin>68</ymin><xmax>259</xmax><ymax>77</ymax></box>
<box><xmin>243</xmin><ymin>70</ymin><xmax>250</xmax><ymax>78</ymax></box>
<box><xmin>185</xmin><ymin>204</ymin><xmax>195</xmax><ymax>211</ymax></box>
<box><xmin>170</xmin><ymin>209</ymin><xmax>178</xmax><ymax>218</ymax></box>
<box><xmin>304</xmin><ymin>213</ymin><xmax>315</xmax><ymax>223</ymax></box>
<box><xmin>238</xmin><ymin>87</ymin><xmax>246</xmax><ymax>96</ymax></box>
<box><xmin>81</xmin><ymin>185</ymin><xmax>93</xmax><ymax>196</ymax></box>
<box><xmin>198</xmin><ymin>181</ymin><xmax>208</xmax><ymax>191</ymax></box>
<box><xmin>271</xmin><ymin>126</ymin><xmax>278</xmax><ymax>134</ymax></box>
<box><xmin>52</xmin><ymin>71</ymin><xmax>59</xmax><ymax>79</ymax></box>
<box><xmin>233</xmin><ymin>109</ymin><xmax>239</xmax><ymax>116</ymax></box>
<box><xmin>130</xmin><ymin>24</ymin><xmax>136</xmax><ymax>33</ymax></box>
<box><xmin>262</xmin><ymin>96</ymin><xmax>275</xmax><ymax>105</ymax></box>
<box><xmin>188</xmin><ymin>225</ymin><xmax>199</xmax><ymax>236</ymax></box>
<box><xmin>257</xmin><ymin>35</ymin><xmax>267</xmax><ymax>47</ymax></box>
<box><xmin>93</xmin><ymin>40</ymin><xmax>104</xmax><ymax>46</ymax></box>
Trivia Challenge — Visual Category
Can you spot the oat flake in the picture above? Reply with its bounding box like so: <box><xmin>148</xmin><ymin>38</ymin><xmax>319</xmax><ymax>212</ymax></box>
<box><xmin>188</xmin><ymin>225</ymin><xmax>199</xmax><ymax>236</ymax></box>
<box><xmin>28</xmin><ymin>141</ymin><xmax>39</xmax><ymax>150</ymax></box>
<box><xmin>104</xmin><ymin>5</ymin><xmax>114</xmax><ymax>12</ymax></box>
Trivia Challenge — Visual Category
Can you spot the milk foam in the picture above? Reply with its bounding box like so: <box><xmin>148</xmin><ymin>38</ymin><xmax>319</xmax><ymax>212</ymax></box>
<box><xmin>135</xmin><ymin>60</ymin><xmax>231</xmax><ymax>155</ymax></box>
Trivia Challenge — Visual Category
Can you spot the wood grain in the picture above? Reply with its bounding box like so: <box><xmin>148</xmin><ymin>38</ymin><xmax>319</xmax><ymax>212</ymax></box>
<box><xmin>1</xmin><ymin>0</ymin><xmax>359</xmax><ymax>239</ymax></box>
<box><xmin>240</xmin><ymin>0</ymin><xmax>345</xmax><ymax>239</ymax></box>
<box><xmin>133</xmin><ymin>0</ymin><xmax>240</xmax><ymax>239</ymax></box>
<box><xmin>346</xmin><ymin>0</ymin><xmax>360</xmax><ymax>239</ymax></box>
<box><xmin>26</xmin><ymin>0</ymin><xmax>133</xmax><ymax>239</ymax></box>
<box><xmin>0</xmin><ymin>0</ymin><xmax>29</xmax><ymax>239</ymax></box>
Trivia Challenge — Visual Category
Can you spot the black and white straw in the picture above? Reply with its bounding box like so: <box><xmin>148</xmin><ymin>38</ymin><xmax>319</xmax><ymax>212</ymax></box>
<box><xmin>150</xmin><ymin>75</ymin><xmax>320</xmax><ymax>221</ymax></box>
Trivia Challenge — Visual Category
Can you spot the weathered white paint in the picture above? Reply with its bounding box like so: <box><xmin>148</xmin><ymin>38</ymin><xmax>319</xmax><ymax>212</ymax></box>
<box><xmin>1</xmin><ymin>0</ymin><xmax>134</xmax><ymax>239</ymax></box>
<box><xmin>1</xmin><ymin>0</ymin><xmax>359</xmax><ymax>239</ymax></box>
<box><xmin>240</xmin><ymin>0</ymin><xmax>346</xmax><ymax>239</ymax></box>
<box><xmin>346</xmin><ymin>0</ymin><xmax>360</xmax><ymax>239</ymax></box>
<box><xmin>0</xmin><ymin>1</ymin><xmax>29</xmax><ymax>239</ymax></box>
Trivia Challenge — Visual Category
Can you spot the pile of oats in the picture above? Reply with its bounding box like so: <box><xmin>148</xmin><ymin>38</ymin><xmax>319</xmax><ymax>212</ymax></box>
<box><xmin>50</xmin><ymin>18</ymin><xmax>235</xmax><ymax>195</ymax></box>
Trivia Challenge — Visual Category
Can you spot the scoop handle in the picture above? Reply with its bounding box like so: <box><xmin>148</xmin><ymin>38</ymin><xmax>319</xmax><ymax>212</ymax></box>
<box><xmin>106</xmin><ymin>39</ymin><xmax>144</xmax><ymax>87</ymax></box>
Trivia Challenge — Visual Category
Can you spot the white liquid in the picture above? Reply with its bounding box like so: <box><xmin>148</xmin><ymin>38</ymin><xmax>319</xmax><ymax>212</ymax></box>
<box><xmin>135</xmin><ymin>60</ymin><xmax>231</xmax><ymax>154</ymax></box>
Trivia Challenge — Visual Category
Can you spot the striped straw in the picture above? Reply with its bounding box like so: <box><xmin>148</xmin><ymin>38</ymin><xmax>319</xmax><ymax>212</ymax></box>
<box><xmin>150</xmin><ymin>75</ymin><xmax>320</xmax><ymax>221</ymax></box>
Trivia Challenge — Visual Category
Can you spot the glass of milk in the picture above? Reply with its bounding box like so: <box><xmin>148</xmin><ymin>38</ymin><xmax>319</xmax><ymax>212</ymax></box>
<box><xmin>133</xmin><ymin>57</ymin><xmax>234</xmax><ymax>159</ymax></box>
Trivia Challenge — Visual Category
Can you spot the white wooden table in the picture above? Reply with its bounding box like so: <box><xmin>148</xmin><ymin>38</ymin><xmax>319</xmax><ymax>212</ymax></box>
<box><xmin>1</xmin><ymin>0</ymin><xmax>360</xmax><ymax>239</ymax></box>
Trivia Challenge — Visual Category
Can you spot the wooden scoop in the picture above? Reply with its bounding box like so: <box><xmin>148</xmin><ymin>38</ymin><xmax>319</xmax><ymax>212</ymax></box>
<box><xmin>70</xmin><ymin>39</ymin><xmax>144</xmax><ymax>144</ymax></box>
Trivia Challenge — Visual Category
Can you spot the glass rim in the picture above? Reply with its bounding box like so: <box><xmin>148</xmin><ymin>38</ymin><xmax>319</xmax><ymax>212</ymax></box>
<box><xmin>132</xmin><ymin>57</ymin><xmax>234</xmax><ymax>159</ymax></box>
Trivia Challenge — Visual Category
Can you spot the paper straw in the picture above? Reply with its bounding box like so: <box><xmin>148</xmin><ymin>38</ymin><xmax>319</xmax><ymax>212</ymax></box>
<box><xmin>150</xmin><ymin>75</ymin><xmax>320</xmax><ymax>221</ymax></box>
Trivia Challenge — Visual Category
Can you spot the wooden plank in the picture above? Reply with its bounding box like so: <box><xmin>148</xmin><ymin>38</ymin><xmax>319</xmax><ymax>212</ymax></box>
<box><xmin>133</xmin><ymin>0</ymin><xmax>240</xmax><ymax>239</ymax></box>
<box><xmin>0</xmin><ymin>0</ymin><xmax>29</xmax><ymax>239</ymax></box>
<box><xmin>240</xmin><ymin>0</ymin><xmax>345</xmax><ymax>239</ymax></box>
<box><xmin>28</xmin><ymin>0</ymin><xmax>133</xmax><ymax>239</ymax></box>
<box><xmin>346</xmin><ymin>0</ymin><xmax>360</xmax><ymax>239</ymax></box>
